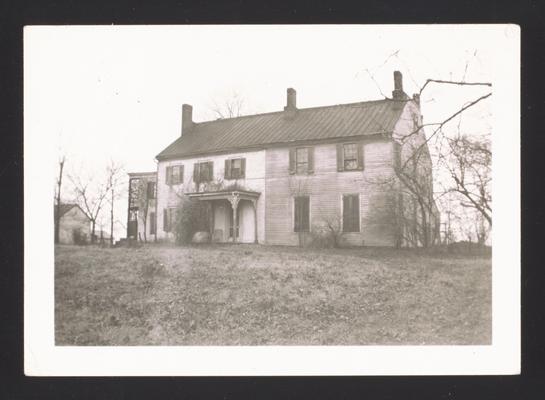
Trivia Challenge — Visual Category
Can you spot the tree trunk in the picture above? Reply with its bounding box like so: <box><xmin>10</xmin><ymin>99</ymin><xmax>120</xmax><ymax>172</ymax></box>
<box><xmin>91</xmin><ymin>220</ymin><xmax>96</xmax><ymax>243</ymax></box>
<box><xmin>54</xmin><ymin>159</ymin><xmax>64</xmax><ymax>244</ymax></box>
<box><xmin>110</xmin><ymin>188</ymin><xmax>114</xmax><ymax>246</ymax></box>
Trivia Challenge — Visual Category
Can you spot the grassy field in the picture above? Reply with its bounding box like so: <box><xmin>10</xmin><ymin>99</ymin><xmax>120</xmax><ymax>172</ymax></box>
<box><xmin>55</xmin><ymin>244</ymin><xmax>491</xmax><ymax>345</ymax></box>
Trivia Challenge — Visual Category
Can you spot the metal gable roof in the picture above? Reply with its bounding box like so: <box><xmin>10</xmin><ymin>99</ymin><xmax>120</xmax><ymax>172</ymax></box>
<box><xmin>156</xmin><ymin>98</ymin><xmax>405</xmax><ymax>160</ymax></box>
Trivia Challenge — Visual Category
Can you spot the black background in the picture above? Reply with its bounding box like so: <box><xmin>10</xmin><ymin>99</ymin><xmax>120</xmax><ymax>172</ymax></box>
<box><xmin>1</xmin><ymin>0</ymin><xmax>543</xmax><ymax>398</ymax></box>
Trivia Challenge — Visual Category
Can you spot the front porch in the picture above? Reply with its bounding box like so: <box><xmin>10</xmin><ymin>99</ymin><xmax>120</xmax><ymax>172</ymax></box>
<box><xmin>186</xmin><ymin>190</ymin><xmax>261</xmax><ymax>244</ymax></box>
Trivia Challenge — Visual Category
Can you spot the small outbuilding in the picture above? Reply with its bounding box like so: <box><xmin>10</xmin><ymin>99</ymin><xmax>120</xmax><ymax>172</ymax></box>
<box><xmin>55</xmin><ymin>203</ymin><xmax>91</xmax><ymax>244</ymax></box>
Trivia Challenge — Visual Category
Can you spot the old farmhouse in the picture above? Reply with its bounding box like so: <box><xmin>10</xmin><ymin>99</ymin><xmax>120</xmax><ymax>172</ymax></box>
<box><xmin>128</xmin><ymin>71</ymin><xmax>439</xmax><ymax>247</ymax></box>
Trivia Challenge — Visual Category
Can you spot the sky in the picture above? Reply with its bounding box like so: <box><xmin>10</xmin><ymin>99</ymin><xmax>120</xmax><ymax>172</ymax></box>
<box><xmin>25</xmin><ymin>24</ymin><xmax>501</xmax><ymax>240</ymax></box>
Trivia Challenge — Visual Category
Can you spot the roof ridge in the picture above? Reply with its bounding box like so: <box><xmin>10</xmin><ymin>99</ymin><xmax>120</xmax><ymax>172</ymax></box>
<box><xmin>193</xmin><ymin>98</ymin><xmax>393</xmax><ymax>126</ymax></box>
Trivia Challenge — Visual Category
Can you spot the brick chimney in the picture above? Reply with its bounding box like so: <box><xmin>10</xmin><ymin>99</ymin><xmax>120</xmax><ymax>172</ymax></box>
<box><xmin>284</xmin><ymin>88</ymin><xmax>297</xmax><ymax>117</ymax></box>
<box><xmin>392</xmin><ymin>71</ymin><xmax>408</xmax><ymax>100</ymax></box>
<box><xmin>181</xmin><ymin>104</ymin><xmax>193</xmax><ymax>135</ymax></box>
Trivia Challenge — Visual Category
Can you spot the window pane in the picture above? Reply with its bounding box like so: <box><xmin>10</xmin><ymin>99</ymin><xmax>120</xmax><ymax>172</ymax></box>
<box><xmin>344</xmin><ymin>143</ymin><xmax>357</xmax><ymax>159</ymax></box>
<box><xmin>296</xmin><ymin>148</ymin><xmax>308</xmax><ymax>174</ymax></box>
<box><xmin>344</xmin><ymin>159</ymin><xmax>358</xmax><ymax>170</ymax></box>
<box><xmin>173</xmin><ymin>166</ymin><xmax>181</xmax><ymax>183</ymax></box>
<box><xmin>199</xmin><ymin>162</ymin><xmax>210</xmax><ymax>181</ymax></box>
<box><xmin>296</xmin><ymin>148</ymin><xmax>308</xmax><ymax>163</ymax></box>
<box><xmin>343</xmin><ymin>143</ymin><xmax>358</xmax><ymax>170</ymax></box>
<box><xmin>231</xmin><ymin>159</ymin><xmax>241</xmax><ymax>178</ymax></box>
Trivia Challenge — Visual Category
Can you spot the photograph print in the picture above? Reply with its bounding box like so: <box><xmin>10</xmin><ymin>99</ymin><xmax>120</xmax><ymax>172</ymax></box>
<box><xmin>25</xmin><ymin>24</ymin><xmax>519</xmax><ymax>375</ymax></box>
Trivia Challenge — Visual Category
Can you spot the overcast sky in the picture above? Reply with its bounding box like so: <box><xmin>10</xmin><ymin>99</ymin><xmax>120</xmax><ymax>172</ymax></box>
<box><xmin>25</xmin><ymin>24</ymin><xmax>501</xmax><ymax>238</ymax></box>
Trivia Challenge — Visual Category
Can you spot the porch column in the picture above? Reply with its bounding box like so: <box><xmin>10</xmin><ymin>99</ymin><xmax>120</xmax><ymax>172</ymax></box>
<box><xmin>251</xmin><ymin>198</ymin><xmax>258</xmax><ymax>244</ymax></box>
<box><xmin>228</xmin><ymin>192</ymin><xmax>240</xmax><ymax>243</ymax></box>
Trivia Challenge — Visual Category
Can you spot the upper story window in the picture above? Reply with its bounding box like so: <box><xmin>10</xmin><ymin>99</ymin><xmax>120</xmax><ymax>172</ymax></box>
<box><xmin>146</xmin><ymin>181</ymin><xmax>156</xmax><ymax>199</ymax></box>
<box><xmin>225</xmin><ymin>158</ymin><xmax>246</xmax><ymax>179</ymax></box>
<box><xmin>166</xmin><ymin>165</ymin><xmax>184</xmax><ymax>185</ymax></box>
<box><xmin>193</xmin><ymin>161</ymin><xmax>213</xmax><ymax>183</ymax></box>
<box><xmin>336</xmin><ymin>142</ymin><xmax>364</xmax><ymax>172</ymax></box>
<box><xmin>343</xmin><ymin>143</ymin><xmax>358</xmax><ymax>170</ymax></box>
<box><xmin>289</xmin><ymin>146</ymin><xmax>314</xmax><ymax>175</ymax></box>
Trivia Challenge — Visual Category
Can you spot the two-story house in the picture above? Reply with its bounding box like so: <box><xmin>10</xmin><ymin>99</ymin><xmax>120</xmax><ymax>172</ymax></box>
<box><xmin>129</xmin><ymin>71</ymin><xmax>439</xmax><ymax>247</ymax></box>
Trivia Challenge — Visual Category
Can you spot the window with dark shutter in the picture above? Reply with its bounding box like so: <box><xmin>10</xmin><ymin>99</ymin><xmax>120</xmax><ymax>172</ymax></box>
<box><xmin>338</xmin><ymin>143</ymin><xmax>364</xmax><ymax>171</ymax></box>
<box><xmin>342</xmin><ymin>194</ymin><xmax>360</xmax><ymax>232</ymax></box>
<box><xmin>166</xmin><ymin>166</ymin><xmax>172</xmax><ymax>184</ymax></box>
<box><xmin>225</xmin><ymin>158</ymin><xmax>246</xmax><ymax>179</ymax></box>
<box><xmin>194</xmin><ymin>161</ymin><xmax>213</xmax><ymax>182</ymax></box>
<box><xmin>172</xmin><ymin>165</ymin><xmax>181</xmax><ymax>184</ymax></box>
<box><xmin>149</xmin><ymin>212</ymin><xmax>156</xmax><ymax>234</ymax></box>
<box><xmin>343</xmin><ymin>143</ymin><xmax>358</xmax><ymax>170</ymax></box>
<box><xmin>296</xmin><ymin>147</ymin><xmax>308</xmax><ymax>174</ymax></box>
<box><xmin>294</xmin><ymin>196</ymin><xmax>310</xmax><ymax>232</ymax></box>
<box><xmin>147</xmin><ymin>181</ymin><xmax>156</xmax><ymax>199</ymax></box>
<box><xmin>290</xmin><ymin>147</ymin><xmax>313</xmax><ymax>175</ymax></box>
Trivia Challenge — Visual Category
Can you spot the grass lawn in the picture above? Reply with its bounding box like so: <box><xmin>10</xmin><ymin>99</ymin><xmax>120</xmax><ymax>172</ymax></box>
<box><xmin>55</xmin><ymin>244</ymin><xmax>491</xmax><ymax>345</ymax></box>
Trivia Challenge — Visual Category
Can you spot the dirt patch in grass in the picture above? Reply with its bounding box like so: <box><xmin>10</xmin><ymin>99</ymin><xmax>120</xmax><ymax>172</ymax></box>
<box><xmin>55</xmin><ymin>244</ymin><xmax>491</xmax><ymax>345</ymax></box>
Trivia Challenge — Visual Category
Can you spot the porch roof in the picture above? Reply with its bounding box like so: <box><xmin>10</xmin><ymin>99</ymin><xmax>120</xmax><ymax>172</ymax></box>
<box><xmin>185</xmin><ymin>189</ymin><xmax>260</xmax><ymax>201</ymax></box>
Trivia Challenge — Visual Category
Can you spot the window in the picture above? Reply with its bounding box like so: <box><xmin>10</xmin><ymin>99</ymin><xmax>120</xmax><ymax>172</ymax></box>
<box><xmin>147</xmin><ymin>181</ymin><xmax>156</xmax><ymax>199</ymax></box>
<box><xmin>289</xmin><ymin>147</ymin><xmax>314</xmax><ymax>175</ymax></box>
<box><xmin>149</xmin><ymin>212</ymin><xmax>156</xmax><ymax>235</ymax></box>
<box><xmin>225</xmin><ymin>158</ymin><xmax>246</xmax><ymax>179</ymax></box>
<box><xmin>342</xmin><ymin>194</ymin><xmax>360</xmax><ymax>232</ymax></box>
<box><xmin>193</xmin><ymin>161</ymin><xmax>213</xmax><ymax>183</ymax></box>
<box><xmin>343</xmin><ymin>143</ymin><xmax>358</xmax><ymax>170</ymax></box>
<box><xmin>163</xmin><ymin>208</ymin><xmax>175</xmax><ymax>232</ymax></box>
<box><xmin>166</xmin><ymin>165</ymin><xmax>184</xmax><ymax>185</ymax></box>
<box><xmin>336</xmin><ymin>142</ymin><xmax>363</xmax><ymax>171</ymax></box>
<box><xmin>294</xmin><ymin>196</ymin><xmax>310</xmax><ymax>232</ymax></box>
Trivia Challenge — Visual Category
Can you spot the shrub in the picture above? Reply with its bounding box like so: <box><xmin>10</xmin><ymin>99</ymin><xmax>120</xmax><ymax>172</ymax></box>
<box><xmin>173</xmin><ymin>197</ymin><xmax>211</xmax><ymax>244</ymax></box>
<box><xmin>308</xmin><ymin>225</ymin><xmax>338</xmax><ymax>248</ymax></box>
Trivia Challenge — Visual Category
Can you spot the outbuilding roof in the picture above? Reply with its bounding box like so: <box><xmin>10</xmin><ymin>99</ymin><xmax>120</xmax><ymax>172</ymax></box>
<box><xmin>54</xmin><ymin>203</ymin><xmax>89</xmax><ymax>220</ymax></box>
<box><xmin>156</xmin><ymin>98</ymin><xmax>406</xmax><ymax>160</ymax></box>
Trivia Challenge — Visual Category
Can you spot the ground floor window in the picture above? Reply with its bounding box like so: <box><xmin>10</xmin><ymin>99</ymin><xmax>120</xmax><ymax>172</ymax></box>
<box><xmin>343</xmin><ymin>194</ymin><xmax>360</xmax><ymax>232</ymax></box>
<box><xmin>163</xmin><ymin>208</ymin><xmax>176</xmax><ymax>232</ymax></box>
<box><xmin>149</xmin><ymin>212</ymin><xmax>156</xmax><ymax>235</ymax></box>
<box><xmin>294</xmin><ymin>196</ymin><xmax>310</xmax><ymax>232</ymax></box>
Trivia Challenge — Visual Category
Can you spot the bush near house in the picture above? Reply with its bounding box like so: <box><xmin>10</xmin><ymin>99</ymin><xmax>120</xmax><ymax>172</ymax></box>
<box><xmin>55</xmin><ymin>244</ymin><xmax>491</xmax><ymax>345</ymax></box>
<box><xmin>173</xmin><ymin>197</ymin><xmax>210</xmax><ymax>244</ymax></box>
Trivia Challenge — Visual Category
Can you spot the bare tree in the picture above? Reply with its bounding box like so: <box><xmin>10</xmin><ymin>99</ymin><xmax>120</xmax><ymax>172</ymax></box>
<box><xmin>210</xmin><ymin>92</ymin><xmax>246</xmax><ymax>119</ymax></box>
<box><xmin>313</xmin><ymin>209</ymin><xmax>344</xmax><ymax>248</ymax></box>
<box><xmin>362</xmin><ymin>57</ymin><xmax>492</xmax><ymax>247</ymax></box>
<box><xmin>105</xmin><ymin>160</ymin><xmax>125</xmax><ymax>246</ymax></box>
<box><xmin>442</xmin><ymin>134</ymin><xmax>491</xmax><ymax>227</ymax></box>
<box><xmin>70</xmin><ymin>173</ymin><xmax>108</xmax><ymax>244</ymax></box>
<box><xmin>54</xmin><ymin>155</ymin><xmax>66</xmax><ymax>244</ymax></box>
